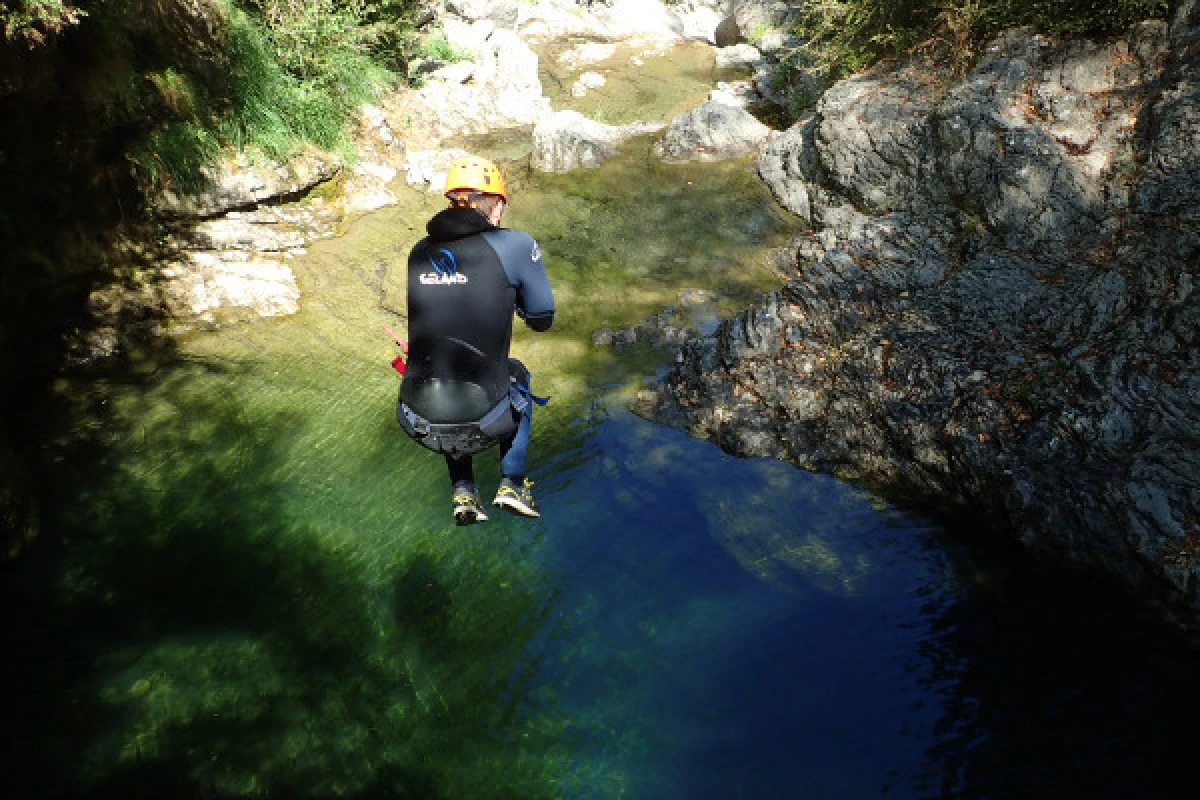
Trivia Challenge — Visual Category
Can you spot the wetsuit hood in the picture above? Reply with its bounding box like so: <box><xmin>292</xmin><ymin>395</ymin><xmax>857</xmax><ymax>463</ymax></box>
<box><xmin>426</xmin><ymin>206</ymin><xmax>496</xmax><ymax>243</ymax></box>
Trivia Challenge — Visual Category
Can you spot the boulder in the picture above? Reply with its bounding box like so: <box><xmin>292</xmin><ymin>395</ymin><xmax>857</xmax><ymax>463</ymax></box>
<box><xmin>714</xmin><ymin>14</ymin><xmax>741</xmax><ymax>47</ymax></box>
<box><xmin>572</xmin><ymin>71</ymin><xmax>607</xmax><ymax>97</ymax></box>
<box><xmin>732</xmin><ymin>0</ymin><xmax>793</xmax><ymax>41</ymax></box>
<box><xmin>447</xmin><ymin>0</ymin><xmax>519</xmax><ymax>29</ymax></box>
<box><xmin>673</xmin><ymin>3</ymin><xmax>723</xmax><ymax>43</ymax></box>
<box><xmin>405</xmin><ymin>148</ymin><xmax>472</xmax><ymax>192</ymax></box>
<box><xmin>154</xmin><ymin>151</ymin><xmax>341</xmax><ymax>218</ymax></box>
<box><xmin>654</xmin><ymin>97</ymin><xmax>773</xmax><ymax>162</ymax></box>
<box><xmin>531</xmin><ymin>110</ymin><xmax>664</xmax><ymax>173</ymax></box>
<box><xmin>519</xmin><ymin>0</ymin><xmax>683</xmax><ymax>41</ymax></box>
<box><xmin>716</xmin><ymin>43</ymin><xmax>763</xmax><ymax>70</ymax></box>
<box><xmin>403</xmin><ymin>27</ymin><xmax>550</xmax><ymax>139</ymax></box>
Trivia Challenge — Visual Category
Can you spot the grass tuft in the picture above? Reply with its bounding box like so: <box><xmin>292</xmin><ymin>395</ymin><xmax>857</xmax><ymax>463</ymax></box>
<box><xmin>780</xmin><ymin>0</ymin><xmax>1173</xmax><ymax>85</ymax></box>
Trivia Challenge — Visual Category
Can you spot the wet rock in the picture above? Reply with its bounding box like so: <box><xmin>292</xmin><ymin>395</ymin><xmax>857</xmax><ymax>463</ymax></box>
<box><xmin>716</xmin><ymin>43</ymin><xmax>763</xmax><ymax>70</ymax></box>
<box><xmin>572</xmin><ymin>71</ymin><xmax>607</xmax><ymax>97</ymax></box>
<box><xmin>154</xmin><ymin>151</ymin><xmax>340</xmax><ymax>218</ymax></box>
<box><xmin>404</xmin><ymin>148</ymin><xmax>472</xmax><ymax>192</ymax></box>
<box><xmin>531</xmin><ymin>110</ymin><xmax>664</xmax><ymax>173</ymax></box>
<box><xmin>655</xmin><ymin>14</ymin><xmax>1200</xmax><ymax>625</ymax></box>
<box><xmin>447</xmin><ymin>0</ymin><xmax>519</xmax><ymax>29</ymax></box>
<box><xmin>557</xmin><ymin>41</ymin><xmax>617</xmax><ymax>68</ymax></box>
<box><xmin>654</xmin><ymin>96</ymin><xmax>774</xmax><ymax>162</ymax></box>
<box><xmin>159</xmin><ymin>252</ymin><xmax>301</xmax><ymax>329</ymax></box>
<box><xmin>714</xmin><ymin>14</ymin><xmax>741</xmax><ymax>47</ymax></box>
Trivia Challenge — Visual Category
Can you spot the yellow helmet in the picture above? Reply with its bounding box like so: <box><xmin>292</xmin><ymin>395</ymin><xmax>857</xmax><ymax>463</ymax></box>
<box><xmin>444</xmin><ymin>155</ymin><xmax>507</xmax><ymax>201</ymax></box>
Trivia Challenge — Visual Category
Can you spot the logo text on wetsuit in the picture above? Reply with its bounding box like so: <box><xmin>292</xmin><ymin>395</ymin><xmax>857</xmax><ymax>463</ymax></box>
<box><xmin>421</xmin><ymin>247</ymin><xmax>469</xmax><ymax>285</ymax></box>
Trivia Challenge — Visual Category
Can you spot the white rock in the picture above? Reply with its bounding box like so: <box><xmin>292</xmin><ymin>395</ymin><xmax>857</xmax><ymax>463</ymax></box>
<box><xmin>355</xmin><ymin>162</ymin><xmax>398</xmax><ymax>183</ymax></box>
<box><xmin>344</xmin><ymin>184</ymin><xmax>397</xmax><ymax>213</ymax></box>
<box><xmin>405</xmin><ymin>149</ymin><xmax>471</xmax><ymax>189</ymax></box>
<box><xmin>709</xmin><ymin>81</ymin><xmax>759</xmax><ymax>108</ymax></box>
<box><xmin>442</xmin><ymin>17</ymin><xmax>494</xmax><ymax>56</ymax></box>
<box><xmin>531</xmin><ymin>110</ymin><xmax>664</xmax><ymax>173</ymax></box>
<box><xmin>571</xmin><ymin>71</ymin><xmax>607</xmax><ymax>97</ymax></box>
<box><xmin>558</xmin><ymin>41</ymin><xmax>617</xmax><ymax>68</ymax></box>
<box><xmin>678</xmin><ymin>7</ymin><xmax>722</xmax><ymax>43</ymax></box>
<box><xmin>447</xmin><ymin>0</ymin><xmax>518</xmax><ymax>29</ymax></box>
<box><xmin>430</xmin><ymin>61</ymin><xmax>476</xmax><ymax>85</ymax></box>
<box><xmin>716</xmin><ymin>43</ymin><xmax>762</xmax><ymax>70</ymax></box>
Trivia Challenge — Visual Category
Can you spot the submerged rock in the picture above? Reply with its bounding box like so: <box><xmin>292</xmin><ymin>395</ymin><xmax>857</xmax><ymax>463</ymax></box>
<box><xmin>652</xmin><ymin>7</ymin><xmax>1200</xmax><ymax>625</ymax></box>
<box><xmin>531</xmin><ymin>110</ymin><xmax>664</xmax><ymax>172</ymax></box>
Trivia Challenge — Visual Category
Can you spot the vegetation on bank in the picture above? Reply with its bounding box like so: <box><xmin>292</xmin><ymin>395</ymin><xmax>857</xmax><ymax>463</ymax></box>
<box><xmin>0</xmin><ymin>0</ymin><xmax>426</xmax><ymax>454</ymax></box>
<box><xmin>0</xmin><ymin>0</ymin><xmax>424</xmax><ymax>222</ymax></box>
<box><xmin>778</xmin><ymin>0</ymin><xmax>1173</xmax><ymax>88</ymax></box>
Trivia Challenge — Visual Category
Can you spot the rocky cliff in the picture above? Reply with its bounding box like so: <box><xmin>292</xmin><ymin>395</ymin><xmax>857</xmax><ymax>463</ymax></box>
<box><xmin>647</xmin><ymin>2</ymin><xmax>1200</xmax><ymax>623</ymax></box>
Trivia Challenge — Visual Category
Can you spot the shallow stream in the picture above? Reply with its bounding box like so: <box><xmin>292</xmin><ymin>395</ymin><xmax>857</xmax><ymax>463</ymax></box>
<box><xmin>5</xmin><ymin>35</ymin><xmax>1200</xmax><ymax>800</ymax></box>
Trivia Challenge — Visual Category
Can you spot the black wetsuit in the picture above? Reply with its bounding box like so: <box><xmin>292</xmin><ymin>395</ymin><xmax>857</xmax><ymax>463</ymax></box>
<box><xmin>398</xmin><ymin>205</ymin><xmax>554</xmax><ymax>468</ymax></box>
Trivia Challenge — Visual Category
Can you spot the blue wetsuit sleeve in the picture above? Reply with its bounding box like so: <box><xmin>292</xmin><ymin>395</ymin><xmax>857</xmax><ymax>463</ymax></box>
<box><xmin>483</xmin><ymin>230</ymin><xmax>556</xmax><ymax>331</ymax></box>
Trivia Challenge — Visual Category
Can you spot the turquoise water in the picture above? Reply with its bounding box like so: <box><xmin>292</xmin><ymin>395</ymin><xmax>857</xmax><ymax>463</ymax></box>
<box><xmin>5</xmin><ymin>52</ymin><xmax>1200</xmax><ymax>796</ymax></box>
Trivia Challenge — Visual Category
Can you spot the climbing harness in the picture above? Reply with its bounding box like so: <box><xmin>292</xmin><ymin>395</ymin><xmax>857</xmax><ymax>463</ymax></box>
<box><xmin>396</xmin><ymin>359</ymin><xmax>547</xmax><ymax>458</ymax></box>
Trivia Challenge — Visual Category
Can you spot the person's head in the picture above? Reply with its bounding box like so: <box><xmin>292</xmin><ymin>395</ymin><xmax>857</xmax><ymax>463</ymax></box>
<box><xmin>444</xmin><ymin>155</ymin><xmax>507</xmax><ymax>225</ymax></box>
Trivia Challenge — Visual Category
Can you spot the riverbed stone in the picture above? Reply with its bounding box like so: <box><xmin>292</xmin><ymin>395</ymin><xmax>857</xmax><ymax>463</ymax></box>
<box><xmin>654</xmin><ymin>14</ymin><xmax>1200</xmax><ymax>626</ymax></box>
<box><xmin>655</xmin><ymin>97</ymin><xmax>773</xmax><ymax>162</ymax></box>
<box><xmin>531</xmin><ymin>110</ymin><xmax>664</xmax><ymax>172</ymax></box>
<box><xmin>716</xmin><ymin>43</ymin><xmax>762</xmax><ymax>70</ymax></box>
<box><xmin>447</xmin><ymin>0</ymin><xmax>519</xmax><ymax>29</ymax></box>
<box><xmin>404</xmin><ymin>148</ymin><xmax>472</xmax><ymax>192</ymax></box>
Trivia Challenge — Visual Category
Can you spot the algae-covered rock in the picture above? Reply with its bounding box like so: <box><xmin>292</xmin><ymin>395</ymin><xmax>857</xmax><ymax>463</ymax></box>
<box><xmin>531</xmin><ymin>110</ymin><xmax>664</xmax><ymax>173</ymax></box>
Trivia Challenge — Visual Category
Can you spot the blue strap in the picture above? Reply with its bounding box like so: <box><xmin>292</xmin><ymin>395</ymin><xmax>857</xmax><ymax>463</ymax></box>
<box><xmin>510</xmin><ymin>377</ymin><xmax>549</xmax><ymax>412</ymax></box>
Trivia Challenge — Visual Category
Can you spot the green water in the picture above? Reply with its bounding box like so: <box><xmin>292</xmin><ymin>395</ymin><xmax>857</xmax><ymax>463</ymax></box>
<box><xmin>4</xmin><ymin>140</ymin><xmax>798</xmax><ymax>796</ymax></box>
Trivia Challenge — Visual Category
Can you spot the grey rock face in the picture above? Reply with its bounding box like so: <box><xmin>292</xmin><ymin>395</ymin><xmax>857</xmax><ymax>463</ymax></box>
<box><xmin>652</xmin><ymin>14</ymin><xmax>1200</xmax><ymax>625</ymax></box>
<box><xmin>654</xmin><ymin>97</ymin><xmax>774</xmax><ymax>162</ymax></box>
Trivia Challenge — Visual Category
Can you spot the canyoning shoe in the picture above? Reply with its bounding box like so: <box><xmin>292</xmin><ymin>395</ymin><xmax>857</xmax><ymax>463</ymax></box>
<box><xmin>452</xmin><ymin>486</ymin><xmax>488</xmax><ymax>526</ymax></box>
<box><xmin>493</xmin><ymin>477</ymin><xmax>540</xmax><ymax>518</ymax></box>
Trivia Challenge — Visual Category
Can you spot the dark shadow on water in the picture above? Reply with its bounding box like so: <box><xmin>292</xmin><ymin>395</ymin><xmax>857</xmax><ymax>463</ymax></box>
<box><xmin>905</xmin><ymin>535</ymin><xmax>1200</xmax><ymax>800</ymax></box>
<box><xmin>0</xmin><ymin>359</ymin><xmax>576</xmax><ymax>798</ymax></box>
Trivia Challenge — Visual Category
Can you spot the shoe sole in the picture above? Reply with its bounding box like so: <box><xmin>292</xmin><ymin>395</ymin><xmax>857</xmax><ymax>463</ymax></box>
<box><xmin>492</xmin><ymin>497</ymin><xmax>540</xmax><ymax>518</ymax></box>
<box><xmin>454</xmin><ymin>507</ymin><xmax>488</xmax><ymax>526</ymax></box>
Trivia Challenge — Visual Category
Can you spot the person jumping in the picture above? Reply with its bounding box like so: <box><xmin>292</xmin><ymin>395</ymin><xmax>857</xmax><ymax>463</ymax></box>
<box><xmin>394</xmin><ymin>155</ymin><xmax>555</xmax><ymax>525</ymax></box>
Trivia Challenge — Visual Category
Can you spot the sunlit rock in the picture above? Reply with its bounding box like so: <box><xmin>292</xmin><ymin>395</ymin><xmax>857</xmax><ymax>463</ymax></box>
<box><xmin>658</xmin><ymin>11</ymin><xmax>1200</xmax><ymax>625</ymax></box>
<box><xmin>654</xmin><ymin>97</ymin><xmax>773</xmax><ymax>162</ymax></box>
<box><xmin>531</xmin><ymin>110</ymin><xmax>664</xmax><ymax>173</ymax></box>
